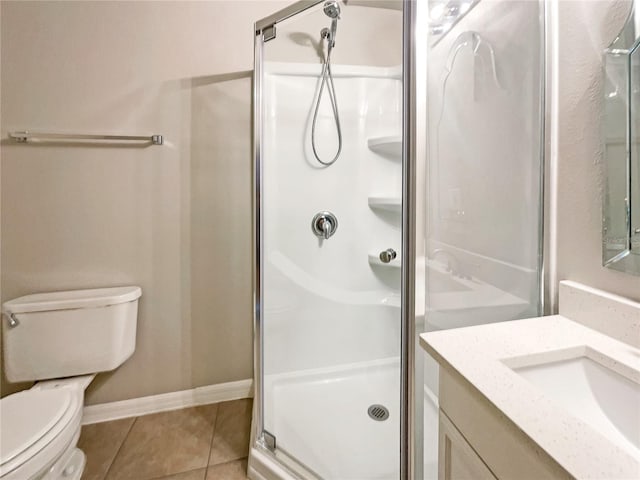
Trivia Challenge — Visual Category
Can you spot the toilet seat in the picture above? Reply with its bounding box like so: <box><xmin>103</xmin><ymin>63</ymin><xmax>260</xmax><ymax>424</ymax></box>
<box><xmin>0</xmin><ymin>388</ymin><xmax>82</xmax><ymax>479</ymax></box>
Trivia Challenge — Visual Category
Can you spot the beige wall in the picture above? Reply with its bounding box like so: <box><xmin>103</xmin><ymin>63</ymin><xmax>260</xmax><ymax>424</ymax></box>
<box><xmin>0</xmin><ymin>1</ymin><xmax>400</xmax><ymax>404</ymax></box>
<box><xmin>556</xmin><ymin>0</ymin><xmax>640</xmax><ymax>303</ymax></box>
<box><xmin>2</xmin><ymin>0</ymin><xmax>638</xmax><ymax>405</ymax></box>
<box><xmin>0</xmin><ymin>0</ymin><xmax>291</xmax><ymax>404</ymax></box>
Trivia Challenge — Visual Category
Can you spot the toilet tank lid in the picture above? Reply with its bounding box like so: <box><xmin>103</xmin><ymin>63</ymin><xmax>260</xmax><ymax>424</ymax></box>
<box><xmin>2</xmin><ymin>286</ymin><xmax>142</xmax><ymax>315</ymax></box>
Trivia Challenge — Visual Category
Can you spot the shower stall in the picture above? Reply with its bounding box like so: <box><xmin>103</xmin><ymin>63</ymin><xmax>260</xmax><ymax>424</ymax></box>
<box><xmin>250</xmin><ymin>1</ymin><xmax>545</xmax><ymax>479</ymax></box>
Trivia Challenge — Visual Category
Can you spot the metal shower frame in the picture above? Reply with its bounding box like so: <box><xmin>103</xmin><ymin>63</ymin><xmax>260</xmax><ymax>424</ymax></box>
<box><xmin>252</xmin><ymin>1</ymin><xmax>417</xmax><ymax>478</ymax></box>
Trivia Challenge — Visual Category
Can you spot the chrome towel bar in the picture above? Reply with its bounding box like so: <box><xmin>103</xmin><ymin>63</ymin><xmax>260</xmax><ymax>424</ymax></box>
<box><xmin>8</xmin><ymin>131</ymin><xmax>163</xmax><ymax>146</ymax></box>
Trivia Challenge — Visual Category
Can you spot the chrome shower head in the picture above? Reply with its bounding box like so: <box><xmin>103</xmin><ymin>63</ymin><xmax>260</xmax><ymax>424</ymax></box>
<box><xmin>323</xmin><ymin>0</ymin><xmax>341</xmax><ymax>19</ymax></box>
<box><xmin>321</xmin><ymin>1</ymin><xmax>340</xmax><ymax>48</ymax></box>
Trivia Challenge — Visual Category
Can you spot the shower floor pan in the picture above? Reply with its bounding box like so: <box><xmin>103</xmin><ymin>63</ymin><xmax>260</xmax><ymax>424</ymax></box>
<box><xmin>264</xmin><ymin>358</ymin><xmax>438</xmax><ymax>479</ymax></box>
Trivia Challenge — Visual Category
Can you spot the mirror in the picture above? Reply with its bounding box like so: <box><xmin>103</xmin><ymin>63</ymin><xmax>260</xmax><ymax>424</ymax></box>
<box><xmin>603</xmin><ymin>1</ymin><xmax>640</xmax><ymax>274</ymax></box>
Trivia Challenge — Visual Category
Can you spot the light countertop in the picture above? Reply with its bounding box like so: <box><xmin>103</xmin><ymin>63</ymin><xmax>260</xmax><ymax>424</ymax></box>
<box><xmin>420</xmin><ymin>314</ymin><xmax>640</xmax><ymax>479</ymax></box>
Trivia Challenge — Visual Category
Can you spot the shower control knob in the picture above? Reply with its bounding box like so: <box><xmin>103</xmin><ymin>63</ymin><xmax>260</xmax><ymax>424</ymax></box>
<box><xmin>379</xmin><ymin>248</ymin><xmax>397</xmax><ymax>263</ymax></box>
<box><xmin>312</xmin><ymin>211</ymin><xmax>338</xmax><ymax>240</ymax></box>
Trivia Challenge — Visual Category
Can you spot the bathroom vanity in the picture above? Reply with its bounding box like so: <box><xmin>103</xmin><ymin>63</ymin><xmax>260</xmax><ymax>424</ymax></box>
<box><xmin>421</xmin><ymin>281</ymin><xmax>640</xmax><ymax>480</ymax></box>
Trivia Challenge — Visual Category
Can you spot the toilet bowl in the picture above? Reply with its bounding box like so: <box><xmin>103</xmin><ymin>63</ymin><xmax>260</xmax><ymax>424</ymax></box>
<box><xmin>0</xmin><ymin>286</ymin><xmax>141</xmax><ymax>480</ymax></box>
<box><xmin>0</xmin><ymin>379</ymin><xmax>89</xmax><ymax>480</ymax></box>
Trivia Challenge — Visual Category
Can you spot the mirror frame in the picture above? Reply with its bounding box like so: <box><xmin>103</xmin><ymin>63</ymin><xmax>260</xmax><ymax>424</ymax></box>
<box><xmin>603</xmin><ymin>1</ymin><xmax>640</xmax><ymax>275</ymax></box>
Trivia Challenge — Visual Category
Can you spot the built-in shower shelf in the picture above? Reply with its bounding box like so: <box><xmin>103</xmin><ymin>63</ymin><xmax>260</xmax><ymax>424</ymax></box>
<box><xmin>368</xmin><ymin>251</ymin><xmax>402</xmax><ymax>269</ymax></box>
<box><xmin>368</xmin><ymin>196</ymin><xmax>401</xmax><ymax>213</ymax></box>
<box><xmin>367</xmin><ymin>135</ymin><xmax>402</xmax><ymax>158</ymax></box>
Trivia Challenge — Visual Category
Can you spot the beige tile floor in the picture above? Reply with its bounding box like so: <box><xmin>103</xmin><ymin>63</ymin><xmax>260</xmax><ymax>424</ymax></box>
<box><xmin>78</xmin><ymin>399</ymin><xmax>252</xmax><ymax>480</ymax></box>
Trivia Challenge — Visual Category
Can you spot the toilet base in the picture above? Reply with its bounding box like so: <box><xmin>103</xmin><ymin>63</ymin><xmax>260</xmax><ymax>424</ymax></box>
<box><xmin>42</xmin><ymin>447</ymin><xmax>85</xmax><ymax>480</ymax></box>
<box><xmin>2</xmin><ymin>422</ymin><xmax>85</xmax><ymax>480</ymax></box>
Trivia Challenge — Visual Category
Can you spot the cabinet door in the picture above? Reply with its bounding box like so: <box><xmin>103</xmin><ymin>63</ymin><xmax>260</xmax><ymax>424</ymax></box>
<box><xmin>439</xmin><ymin>410</ymin><xmax>497</xmax><ymax>480</ymax></box>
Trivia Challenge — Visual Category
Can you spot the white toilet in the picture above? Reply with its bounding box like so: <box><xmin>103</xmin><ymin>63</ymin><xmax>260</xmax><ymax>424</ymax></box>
<box><xmin>0</xmin><ymin>286</ymin><xmax>141</xmax><ymax>480</ymax></box>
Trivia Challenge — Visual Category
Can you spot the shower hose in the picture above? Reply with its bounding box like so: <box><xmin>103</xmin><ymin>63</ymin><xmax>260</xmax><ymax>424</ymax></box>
<box><xmin>311</xmin><ymin>46</ymin><xmax>342</xmax><ymax>166</ymax></box>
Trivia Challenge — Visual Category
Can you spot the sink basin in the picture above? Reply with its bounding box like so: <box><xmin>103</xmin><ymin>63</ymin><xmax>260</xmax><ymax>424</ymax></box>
<box><xmin>512</xmin><ymin>355</ymin><xmax>640</xmax><ymax>461</ymax></box>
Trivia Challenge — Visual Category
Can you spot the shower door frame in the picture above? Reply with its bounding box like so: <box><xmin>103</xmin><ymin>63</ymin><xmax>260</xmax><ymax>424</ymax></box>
<box><xmin>252</xmin><ymin>1</ymin><xmax>417</xmax><ymax>478</ymax></box>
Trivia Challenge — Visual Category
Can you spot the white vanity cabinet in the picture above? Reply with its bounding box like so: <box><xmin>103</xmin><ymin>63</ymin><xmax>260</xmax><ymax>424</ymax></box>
<box><xmin>423</xmin><ymin>282</ymin><xmax>640</xmax><ymax>480</ymax></box>
<box><xmin>437</xmin><ymin>366</ymin><xmax>572</xmax><ymax>480</ymax></box>
<box><xmin>438</xmin><ymin>410</ymin><xmax>496</xmax><ymax>480</ymax></box>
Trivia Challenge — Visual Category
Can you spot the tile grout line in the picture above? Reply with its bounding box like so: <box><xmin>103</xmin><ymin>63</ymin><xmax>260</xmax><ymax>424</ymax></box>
<box><xmin>209</xmin><ymin>399</ymin><xmax>254</xmax><ymax>469</ymax></box>
<box><xmin>143</xmin><ymin>459</ymin><xmax>249</xmax><ymax>480</ymax></box>
<box><xmin>146</xmin><ymin>466</ymin><xmax>208</xmax><ymax>480</ymax></box>
<box><xmin>207</xmin><ymin>458</ymin><xmax>251</xmax><ymax>476</ymax></box>
<box><xmin>206</xmin><ymin>401</ymin><xmax>223</xmax><ymax>469</ymax></box>
<box><xmin>101</xmin><ymin>416</ymin><xmax>138</xmax><ymax>480</ymax></box>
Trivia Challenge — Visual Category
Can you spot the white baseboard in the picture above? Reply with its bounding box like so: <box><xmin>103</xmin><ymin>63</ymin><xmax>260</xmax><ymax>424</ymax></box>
<box><xmin>82</xmin><ymin>379</ymin><xmax>253</xmax><ymax>425</ymax></box>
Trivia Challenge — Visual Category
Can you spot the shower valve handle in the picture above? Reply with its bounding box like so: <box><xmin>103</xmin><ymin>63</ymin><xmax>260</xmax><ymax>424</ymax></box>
<box><xmin>312</xmin><ymin>212</ymin><xmax>338</xmax><ymax>240</ymax></box>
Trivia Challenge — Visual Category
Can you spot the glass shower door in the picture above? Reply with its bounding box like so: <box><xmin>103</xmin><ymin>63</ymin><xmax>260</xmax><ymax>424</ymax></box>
<box><xmin>254</xmin><ymin>1</ymin><xmax>405</xmax><ymax>478</ymax></box>
<box><xmin>417</xmin><ymin>1</ymin><xmax>546</xmax><ymax>478</ymax></box>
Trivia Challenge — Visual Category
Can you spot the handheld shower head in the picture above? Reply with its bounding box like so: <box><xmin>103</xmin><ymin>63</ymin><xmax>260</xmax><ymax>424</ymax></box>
<box><xmin>312</xmin><ymin>0</ymin><xmax>343</xmax><ymax>167</ymax></box>
<box><xmin>323</xmin><ymin>0</ymin><xmax>341</xmax><ymax>19</ymax></box>
<box><xmin>321</xmin><ymin>1</ymin><xmax>340</xmax><ymax>48</ymax></box>
<box><xmin>330</xmin><ymin>18</ymin><xmax>338</xmax><ymax>47</ymax></box>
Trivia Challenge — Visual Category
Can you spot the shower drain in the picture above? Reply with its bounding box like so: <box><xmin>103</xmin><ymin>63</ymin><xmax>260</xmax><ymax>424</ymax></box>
<box><xmin>367</xmin><ymin>404</ymin><xmax>390</xmax><ymax>421</ymax></box>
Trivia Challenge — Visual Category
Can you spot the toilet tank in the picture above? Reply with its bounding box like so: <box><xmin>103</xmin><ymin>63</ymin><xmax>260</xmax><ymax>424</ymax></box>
<box><xmin>2</xmin><ymin>286</ymin><xmax>141</xmax><ymax>382</ymax></box>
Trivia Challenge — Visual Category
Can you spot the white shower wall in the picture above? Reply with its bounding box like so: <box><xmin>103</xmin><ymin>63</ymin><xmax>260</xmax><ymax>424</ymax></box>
<box><xmin>262</xmin><ymin>62</ymin><xmax>402</xmax><ymax>376</ymax></box>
